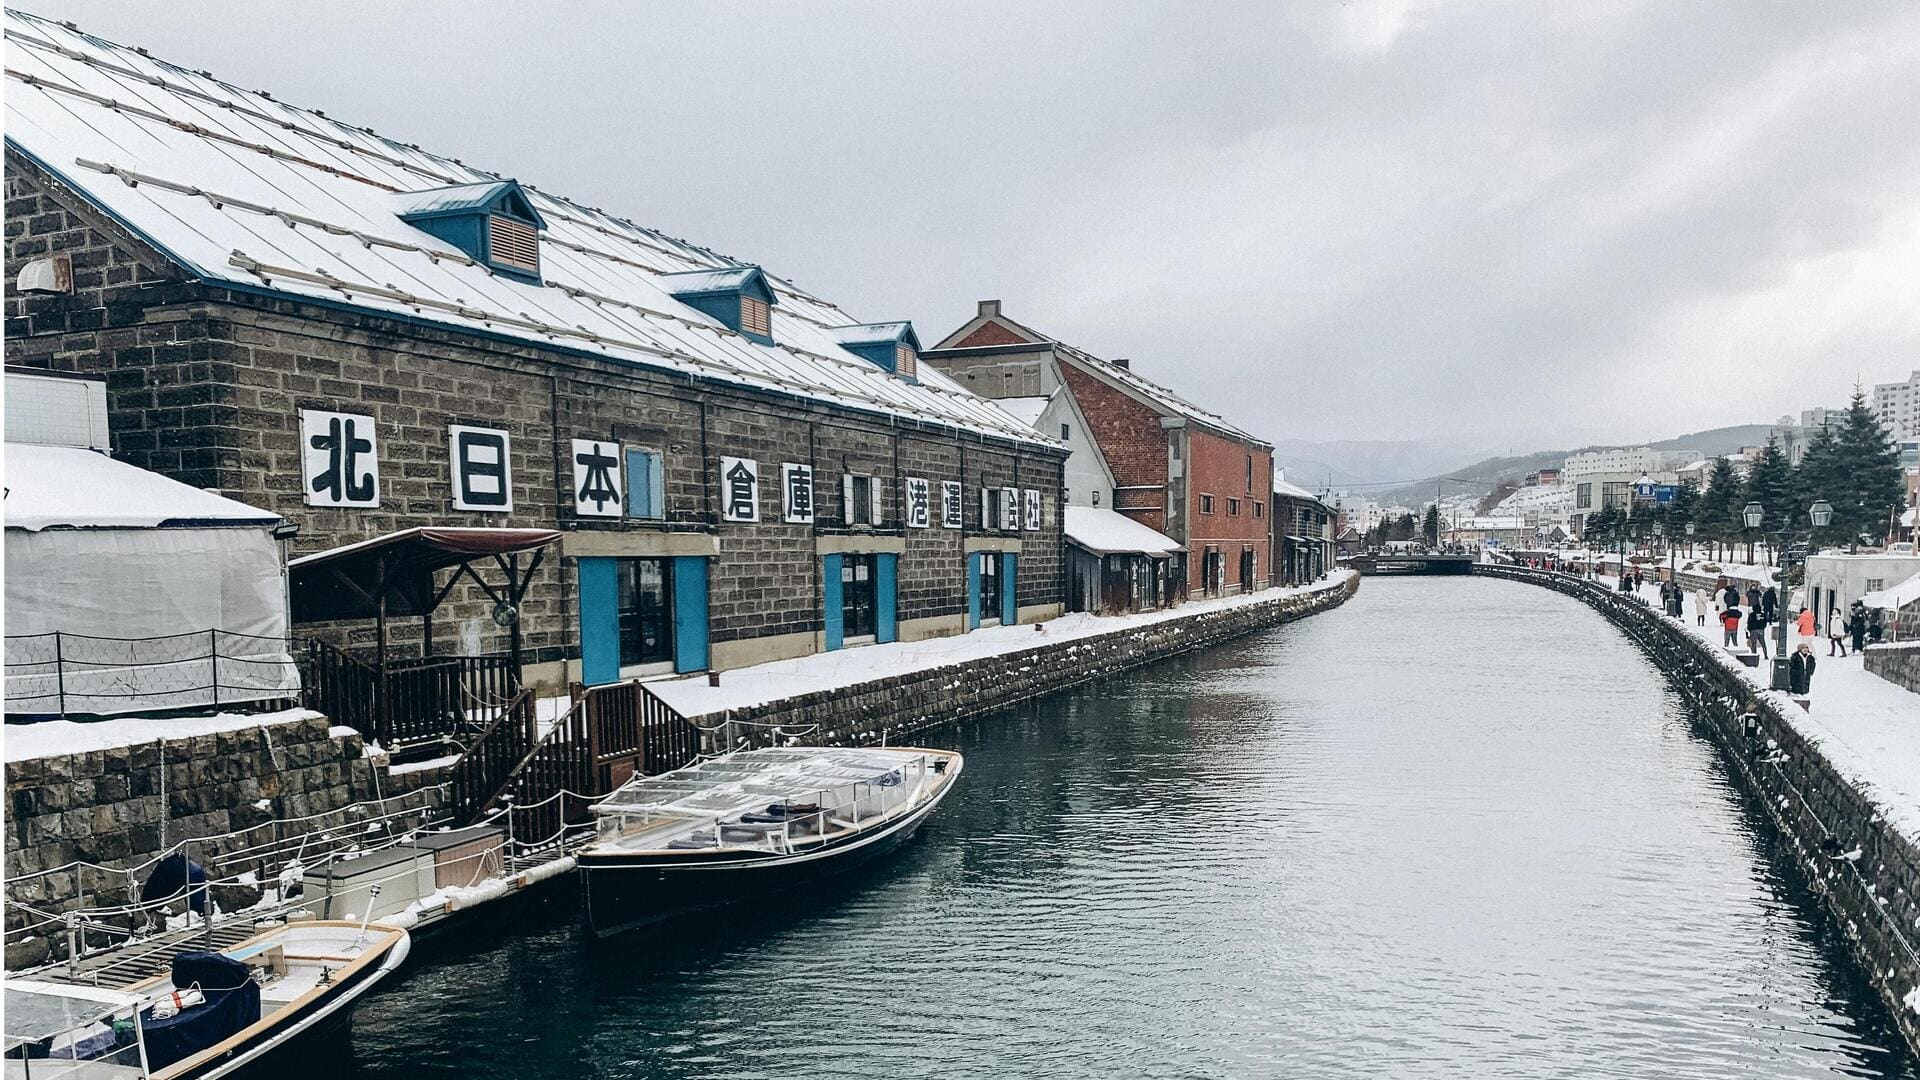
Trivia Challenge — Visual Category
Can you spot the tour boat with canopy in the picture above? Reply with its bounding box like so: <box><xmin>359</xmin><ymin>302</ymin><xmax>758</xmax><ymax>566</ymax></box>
<box><xmin>579</xmin><ymin>745</ymin><xmax>963</xmax><ymax>936</ymax></box>
<box><xmin>3</xmin><ymin>920</ymin><xmax>408</xmax><ymax>1079</ymax></box>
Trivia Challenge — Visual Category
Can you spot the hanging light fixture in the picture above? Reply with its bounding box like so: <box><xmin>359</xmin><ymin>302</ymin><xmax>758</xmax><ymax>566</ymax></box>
<box><xmin>1742</xmin><ymin>502</ymin><xmax>1764</xmax><ymax>529</ymax></box>
<box><xmin>1809</xmin><ymin>500</ymin><xmax>1833</xmax><ymax>528</ymax></box>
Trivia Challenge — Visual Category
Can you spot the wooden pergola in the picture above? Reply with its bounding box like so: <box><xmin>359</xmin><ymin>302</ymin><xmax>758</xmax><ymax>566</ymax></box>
<box><xmin>289</xmin><ymin>527</ymin><xmax>562</xmax><ymax>744</ymax></box>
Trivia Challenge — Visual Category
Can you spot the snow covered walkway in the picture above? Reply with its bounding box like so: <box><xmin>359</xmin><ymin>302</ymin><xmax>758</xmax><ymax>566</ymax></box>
<box><xmin>647</xmin><ymin>572</ymin><xmax>1357</xmax><ymax>719</ymax></box>
<box><xmin>1628</xmin><ymin>580</ymin><xmax>1920</xmax><ymax>843</ymax></box>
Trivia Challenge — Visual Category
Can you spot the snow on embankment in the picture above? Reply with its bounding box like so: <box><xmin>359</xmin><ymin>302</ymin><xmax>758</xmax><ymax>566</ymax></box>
<box><xmin>649</xmin><ymin>571</ymin><xmax>1356</xmax><ymax>720</ymax></box>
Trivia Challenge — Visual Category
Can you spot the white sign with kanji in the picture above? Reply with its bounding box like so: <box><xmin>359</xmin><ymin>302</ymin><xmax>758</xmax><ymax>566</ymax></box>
<box><xmin>782</xmin><ymin>463</ymin><xmax>815</xmax><ymax>524</ymax></box>
<box><xmin>1000</xmin><ymin>486</ymin><xmax>1020</xmax><ymax>532</ymax></box>
<box><xmin>571</xmin><ymin>439</ymin><xmax>622</xmax><ymax>517</ymax></box>
<box><xmin>905</xmin><ymin>477</ymin><xmax>931</xmax><ymax>528</ymax></box>
<box><xmin>942</xmin><ymin>481</ymin><xmax>963</xmax><ymax>529</ymax></box>
<box><xmin>721</xmin><ymin>456</ymin><xmax>760</xmax><ymax>523</ymax></box>
<box><xmin>449</xmin><ymin>425</ymin><xmax>512</xmax><ymax>512</ymax></box>
<box><xmin>1023</xmin><ymin>488</ymin><xmax>1042</xmax><ymax>531</ymax></box>
<box><xmin>300</xmin><ymin>409</ymin><xmax>380</xmax><ymax>508</ymax></box>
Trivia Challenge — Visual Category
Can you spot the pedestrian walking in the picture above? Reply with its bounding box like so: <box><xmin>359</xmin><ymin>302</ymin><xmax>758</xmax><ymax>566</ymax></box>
<box><xmin>1722</xmin><ymin>605</ymin><xmax>1744</xmax><ymax>648</ymax></box>
<box><xmin>1694</xmin><ymin>588</ymin><xmax>1711</xmax><ymax>626</ymax></box>
<box><xmin>1721</xmin><ymin>583</ymin><xmax>1741</xmax><ymax>611</ymax></box>
<box><xmin>1869</xmin><ymin>609</ymin><xmax>1886</xmax><ymax>644</ymax></box>
<box><xmin>1850</xmin><ymin>605</ymin><xmax>1867</xmax><ymax>654</ymax></box>
<box><xmin>1745</xmin><ymin>585</ymin><xmax>1761</xmax><ymax>612</ymax></box>
<box><xmin>1761</xmin><ymin>585</ymin><xmax>1778</xmax><ymax>623</ymax></box>
<box><xmin>1746</xmin><ymin>608</ymin><xmax>1770</xmax><ymax>658</ymax></box>
<box><xmin>1634</xmin><ymin>568</ymin><xmax>1644</xmax><ymax>591</ymax></box>
<box><xmin>1828</xmin><ymin>609</ymin><xmax>1848</xmax><ymax>656</ymax></box>
<box><xmin>1789</xmin><ymin>643</ymin><xmax>1816</xmax><ymax>695</ymax></box>
<box><xmin>1796</xmin><ymin>606</ymin><xmax>1815</xmax><ymax>641</ymax></box>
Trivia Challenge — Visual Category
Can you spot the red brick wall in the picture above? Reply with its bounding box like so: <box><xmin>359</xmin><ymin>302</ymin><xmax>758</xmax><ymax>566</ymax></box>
<box><xmin>1187</xmin><ymin>430</ymin><xmax>1273</xmax><ymax>591</ymax></box>
<box><xmin>952</xmin><ymin>320</ymin><xmax>1036</xmax><ymax>348</ymax></box>
<box><xmin>1056</xmin><ymin>364</ymin><xmax>1170</xmax><ymax>532</ymax></box>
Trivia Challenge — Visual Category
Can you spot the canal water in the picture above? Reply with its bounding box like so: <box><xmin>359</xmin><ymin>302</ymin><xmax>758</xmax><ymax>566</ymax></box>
<box><xmin>349</xmin><ymin>576</ymin><xmax>1917</xmax><ymax>1078</ymax></box>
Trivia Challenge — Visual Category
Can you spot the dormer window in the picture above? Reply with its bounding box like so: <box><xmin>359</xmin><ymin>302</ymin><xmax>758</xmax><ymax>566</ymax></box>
<box><xmin>659</xmin><ymin>266</ymin><xmax>778</xmax><ymax>345</ymax></box>
<box><xmin>396</xmin><ymin>179</ymin><xmax>546</xmax><ymax>284</ymax></box>
<box><xmin>833</xmin><ymin>322</ymin><xmax>922</xmax><ymax>383</ymax></box>
<box><xmin>742</xmin><ymin>295</ymin><xmax>772</xmax><ymax>339</ymax></box>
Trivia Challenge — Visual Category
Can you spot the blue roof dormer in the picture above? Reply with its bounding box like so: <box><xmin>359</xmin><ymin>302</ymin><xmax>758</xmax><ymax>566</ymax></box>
<box><xmin>659</xmin><ymin>266</ymin><xmax>778</xmax><ymax>345</ymax></box>
<box><xmin>397</xmin><ymin>180</ymin><xmax>546</xmax><ymax>284</ymax></box>
<box><xmin>834</xmin><ymin>322</ymin><xmax>922</xmax><ymax>383</ymax></box>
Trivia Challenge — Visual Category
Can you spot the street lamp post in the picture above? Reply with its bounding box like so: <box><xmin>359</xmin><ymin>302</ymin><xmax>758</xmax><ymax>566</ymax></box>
<box><xmin>1749</xmin><ymin>499</ymin><xmax>1835</xmax><ymax>691</ymax></box>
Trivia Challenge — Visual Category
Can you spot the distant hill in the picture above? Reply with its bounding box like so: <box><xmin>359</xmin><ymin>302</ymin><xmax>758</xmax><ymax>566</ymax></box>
<box><xmin>1297</xmin><ymin>422</ymin><xmax>1785</xmax><ymax>507</ymax></box>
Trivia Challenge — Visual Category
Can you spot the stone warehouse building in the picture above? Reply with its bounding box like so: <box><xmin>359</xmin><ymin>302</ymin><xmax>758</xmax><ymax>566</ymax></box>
<box><xmin>925</xmin><ymin>302</ymin><xmax>1273</xmax><ymax>599</ymax></box>
<box><xmin>1</xmin><ymin>11</ymin><xmax>1066</xmax><ymax>695</ymax></box>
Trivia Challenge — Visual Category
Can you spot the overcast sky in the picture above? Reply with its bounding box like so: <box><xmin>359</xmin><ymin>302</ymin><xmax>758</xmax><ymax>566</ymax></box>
<box><xmin>21</xmin><ymin>1</ymin><xmax>1920</xmax><ymax>453</ymax></box>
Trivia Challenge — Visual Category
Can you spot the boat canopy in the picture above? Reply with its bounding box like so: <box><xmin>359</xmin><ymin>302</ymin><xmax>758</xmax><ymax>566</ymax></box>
<box><xmin>3</xmin><ymin>981</ymin><xmax>143</xmax><ymax>1051</ymax></box>
<box><xmin>594</xmin><ymin>747</ymin><xmax>929</xmax><ymax>821</ymax></box>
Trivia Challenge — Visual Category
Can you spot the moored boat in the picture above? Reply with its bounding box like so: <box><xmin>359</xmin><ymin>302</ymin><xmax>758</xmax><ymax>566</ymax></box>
<box><xmin>579</xmin><ymin>745</ymin><xmax>963</xmax><ymax>937</ymax></box>
<box><xmin>4</xmin><ymin>920</ymin><xmax>409</xmax><ymax>1079</ymax></box>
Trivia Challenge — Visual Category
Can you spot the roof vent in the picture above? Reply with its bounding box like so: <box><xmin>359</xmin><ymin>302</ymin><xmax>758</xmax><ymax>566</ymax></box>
<box><xmin>833</xmin><ymin>323</ymin><xmax>922</xmax><ymax>383</ymax></box>
<box><xmin>1112</xmin><ymin>357</ymin><xmax>1131</xmax><ymax>370</ymax></box>
<box><xmin>396</xmin><ymin>179</ymin><xmax>546</xmax><ymax>284</ymax></box>
<box><xmin>659</xmin><ymin>267</ymin><xmax>778</xmax><ymax>345</ymax></box>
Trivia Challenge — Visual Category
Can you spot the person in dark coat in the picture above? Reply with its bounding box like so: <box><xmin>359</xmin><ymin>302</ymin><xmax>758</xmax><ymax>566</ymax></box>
<box><xmin>1762</xmin><ymin>586</ymin><xmax>1779</xmax><ymax>622</ymax></box>
<box><xmin>1722</xmin><ymin>583</ymin><xmax>1741</xmax><ymax>610</ymax></box>
<box><xmin>140</xmin><ymin>853</ymin><xmax>208</xmax><ymax>920</ymax></box>
<box><xmin>1869</xmin><ymin>608</ymin><xmax>1886</xmax><ymax>644</ymax></box>
<box><xmin>1850</xmin><ymin>605</ymin><xmax>1867</xmax><ymax>653</ymax></box>
<box><xmin>1789</xmin><ymin>644</ymin><xmax>1816</xmax><ymax>695</ymax></box>
<box><xmin>1746</xmin><ymin>608</ymin><xmax>1770</xmax><ymax>658</ymax></box>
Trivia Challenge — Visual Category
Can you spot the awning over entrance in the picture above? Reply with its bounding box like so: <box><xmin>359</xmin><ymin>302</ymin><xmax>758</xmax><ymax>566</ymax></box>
<box><xmin>290</xmin><ymin>527</ymin><xmax>562</xmax><ymax>621</ymax></box>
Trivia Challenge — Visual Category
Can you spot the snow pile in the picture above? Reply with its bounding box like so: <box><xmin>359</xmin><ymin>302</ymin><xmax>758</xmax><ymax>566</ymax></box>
<box><xmin>3</xmin><ymin>708</ymin><xmax>320</xmax><ymax>763</ymax></box>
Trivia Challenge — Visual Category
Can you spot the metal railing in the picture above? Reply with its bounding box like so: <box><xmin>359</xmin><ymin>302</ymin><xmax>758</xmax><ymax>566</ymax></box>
<box><xmin>4</xmin><ymin>629</ymin><xmax>299</xmax><ymax>717</ymax></box>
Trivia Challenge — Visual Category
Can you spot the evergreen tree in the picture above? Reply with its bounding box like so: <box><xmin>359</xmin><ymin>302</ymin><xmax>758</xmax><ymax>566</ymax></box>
<box><xmin>1422</xmin><ymin>504</ymin><xmax>1440</xmax><ymax>547</ymax></box>
<box><xmin>1740</xmin><ymin>435</ymin><xmax>1792</xmax><ymax>563</ymax></box>
<box><xmin>1696</xmin><ymin>457</ymin><xmax>1741</xmax><ymax>560</ymax></box>
<box><xmin>1831</xmin><ymin>386</ymin><xmax>1905</xmax><ymax>548</ymax></box>
<box><xmin>1664</xmin><ymin>481</ymin><xmax>1699</xmax><ymax>554</ymax></box>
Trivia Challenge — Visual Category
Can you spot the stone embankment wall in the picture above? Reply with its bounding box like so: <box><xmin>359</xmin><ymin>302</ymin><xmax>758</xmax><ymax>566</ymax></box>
<box><xmin>1865</xmin><ymin>642</ymin><xmax>1920</xmax><ymax>697</ymax></box>
<box><xmin>3</xmin><ymin>715</ymin><xmax>440</xmax><ymax>969</ymax></box>
<box><xmin>1475</xmin><ymin>565</ymin><xmax>1920</xmax><ymax>1054</ymax></box>
<box><xmin>706</xmin><ymin>574</ymin><xmax>1361</xmax><ymax>751</ymax></box>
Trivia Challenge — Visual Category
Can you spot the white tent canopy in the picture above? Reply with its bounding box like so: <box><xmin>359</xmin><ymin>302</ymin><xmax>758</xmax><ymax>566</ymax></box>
<box><xmin>4</xmin><ymin>445</ymin><xmax>295</xmax><ymax>715</ymax></box>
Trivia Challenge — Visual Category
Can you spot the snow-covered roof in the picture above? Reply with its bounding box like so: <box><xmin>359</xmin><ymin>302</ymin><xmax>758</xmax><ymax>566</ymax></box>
<box><xmin>1271</xmin><ymin>473</ymin><xmax>1326</xmax><ymax>504</ymax></box>
<box><xmin>3</xmin><ymin>444</ymin><xmax>281</xmax><ymax>531</ymax></box>
<box><xmin>995</xmin><ymin>395</ymin><xmax>1053</xmax><ymax>429</ymax></box>
<box><xmin>1</xmin><ymin>11</ymin><xmax>1050</xmax><ymax>450</ymax></box>
<box><xmin>1861</xmin><ymin>572</ymin><xmax>1920</xmax><ymax>611</ymax></box>
<box><xmin>1063</xmin><ymin>506</ymin><xmax>1183</xmax><ymax>556</ymax></box>
<box><xmin>931</xmin><ymin>306</ymin><xmax>1264</xmax><ymax>446</ymax></box>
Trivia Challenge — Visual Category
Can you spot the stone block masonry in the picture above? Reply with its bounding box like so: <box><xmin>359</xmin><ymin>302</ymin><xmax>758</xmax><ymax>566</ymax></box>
<box><xmin>1476</xmin><ymin>565</ymin><xmax>1920</xmax><ymax>1055</ymax></box>
<box><xmin>3</xmin><ymin>715</ymin><xmax>438</xmax><ymax>970</ymax></box>
<box><xmin>1865</xmin><ymin>642</ymin><xmax>1920</xmax><ymax>697</ymax></box>
<box><xmin>702</xmin><ymin>572</ymin><xmax>1360</xmax><ymax>752</ymax></box>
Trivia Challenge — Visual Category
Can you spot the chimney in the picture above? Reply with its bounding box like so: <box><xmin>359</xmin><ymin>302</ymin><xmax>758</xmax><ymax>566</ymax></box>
<box><xmin>978</xmin><ymin>299</ymin><xmax>1001</xmax><ymax>318</ymax></box>
<box><xmin>1112</xmin><ymin>357</ymin><xmax>1131</xmax><ymax>370</ymax></box>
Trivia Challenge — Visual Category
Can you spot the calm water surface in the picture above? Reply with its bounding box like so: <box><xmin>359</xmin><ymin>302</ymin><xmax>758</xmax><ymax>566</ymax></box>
<box><xmin>350</xmin><ymin>576</ymin><xmax>1918</xmax><ymax>1078</ymax></box>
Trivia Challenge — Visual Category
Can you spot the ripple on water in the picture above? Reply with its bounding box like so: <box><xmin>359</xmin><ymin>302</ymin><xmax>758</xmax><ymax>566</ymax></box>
<box><xmin>350</xmin><ymin>578</ymin><xmax>1917</xmax><ymax>1080</ymax></box>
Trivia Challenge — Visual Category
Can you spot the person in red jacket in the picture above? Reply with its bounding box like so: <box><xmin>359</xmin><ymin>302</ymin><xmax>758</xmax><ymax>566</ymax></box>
<box><xmin>1721</xmin><ymin>605</ymin><xmax>1743</xmax><ymax>648</ymax></box>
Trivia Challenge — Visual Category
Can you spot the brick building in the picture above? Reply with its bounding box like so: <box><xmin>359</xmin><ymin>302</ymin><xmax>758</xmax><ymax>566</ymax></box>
<box><xmin>2</xmin><ymin>12</ymin><xmax>1066</xmax><ymax>699</ymax></box>
<box><xmin>925</xmin><ymin>301</ymin><xmax>1272</xmax><ymax>597</ymax></box>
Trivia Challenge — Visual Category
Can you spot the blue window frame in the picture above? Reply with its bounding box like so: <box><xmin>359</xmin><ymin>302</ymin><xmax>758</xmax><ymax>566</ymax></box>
<box><xmin>625</xmin><ymin>449</ymin><xmax>663</xmax><ymax>519</ymax></box>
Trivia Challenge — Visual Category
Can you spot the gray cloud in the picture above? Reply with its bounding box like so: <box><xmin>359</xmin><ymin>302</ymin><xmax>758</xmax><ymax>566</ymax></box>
<box><xmin>19</xmin><ymin>0</ymin><xmax>1920</xmax><ymax>449</ymax></box>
